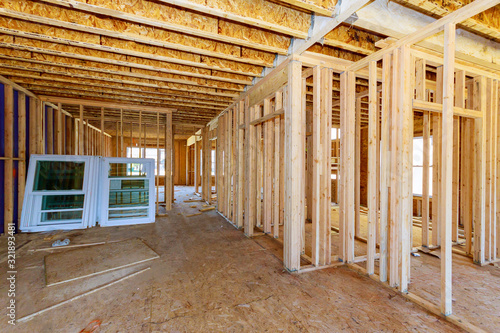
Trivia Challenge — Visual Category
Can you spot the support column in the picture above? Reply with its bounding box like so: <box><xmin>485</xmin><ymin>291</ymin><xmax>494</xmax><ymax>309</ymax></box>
<box><xmin>18</xmin><ymin>92</ymin><xmax>26</xmax><ymax>224</ymax></box>
<box><xmin>244</xmin><ymin>99</ymin><xmax>256</xmax><ymax>236</ymax></box>
<box><xmin>284</xmin><ymin>60</ymin><xmax>305</xmax><ymax>272</ymax></box>
<box><xmin>4</xmin><ymin>85</ymin><xmax>13</xmax><ymax>235</ymax></box>
<box><xmin>236</xmin><ymin>100</ymin><xmax>245</xmax><ymax>229</ymax></box>
<box><xmin>339</xmin><ymin>70</ymin><xmax>356</xmax><ymax>264</ymax></box>
<box><xmin>367</xmin><ymin>61</ymin><xmax>378</xmax><ymax>275</ymax></box>
<box><xmin>440</xmin><ymin>22</ymin><xmax>455</xmax><ymax>316</ymax></box>
<box><xmin>473</xmin><ymin>76</ymin><xmax>486</xmax><ymax>264</ymax></box>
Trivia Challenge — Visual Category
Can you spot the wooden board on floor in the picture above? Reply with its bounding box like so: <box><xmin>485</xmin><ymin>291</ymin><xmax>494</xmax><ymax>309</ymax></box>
<box><xmin>44</xmin><ymin>238</ymin><xmax>159</xmax><ymax>287</ymax></box>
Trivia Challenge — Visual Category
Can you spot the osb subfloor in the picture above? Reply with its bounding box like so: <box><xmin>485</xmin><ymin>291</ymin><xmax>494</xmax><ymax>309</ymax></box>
<box><xmin>0</xmin><ymin>186</ymin><xmax>467</xmax><ymax>332</ymax></box>
<box><xmin>327</xmin><ymin>207</ymin><xmax>500</xmax><ymax>332</ymax></box>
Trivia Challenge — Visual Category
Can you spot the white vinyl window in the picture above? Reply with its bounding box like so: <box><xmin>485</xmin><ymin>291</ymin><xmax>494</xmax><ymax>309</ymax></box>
<box><xmin>21</xmin><ymin>155</ymin><xmax>156</xmax><ymax>232</ymax></box>
<box><xmin>21</xmin><ymin>155</ymin><xmax>99</xmax><ymax>232</ymax></box>
<box><xmin>99</xmin><ymin>157</ymin><xmax>156</xmax><ymax>227</ymax></box>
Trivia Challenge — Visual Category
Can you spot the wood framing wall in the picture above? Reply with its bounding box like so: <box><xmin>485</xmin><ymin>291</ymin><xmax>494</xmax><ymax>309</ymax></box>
<box><xmin>204</xmin><ymin>0</ymin><xmax>499</xmax><ymax>324</ymax></box>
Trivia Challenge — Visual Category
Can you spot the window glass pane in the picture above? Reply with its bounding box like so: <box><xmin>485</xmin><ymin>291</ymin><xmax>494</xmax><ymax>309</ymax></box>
<box><xmin>413</xmin><ymin>167</ymin><xmax>423</xmax><ymax>195</ymax></box>
<box><xmin>127</xmin><ymin>148</ymin><xmax>165</xmax><ymax>176</ymax></box>
<box><xmin>211</xmin><ymin>150</ymin><xmax>216</xmax><ymax>176</ymax></box>
<box><xmin>413</xmin><ymin>138</ymin><xmax>424</xmax><ymax>165</ymax></box>
<box><xmin>34</xmin><ymin>161</ymin><xmax>85</xmax><ymax>191</ymax></box>
<box><xmin>41</xmin><ymin>210</ymin><xmax>83</xmax><ymax>222</ymax></box>
<box><xmin>109</xmin><ymin>179</ymin><xmax>149</xmax><ymax>208</ymax></box>
<box><xmin>109</xmin><ymin>163</ymin><xmax>147</xmax><ymax>177</ymax></box>
<box><xmin>41</xmin><ymin>195</ymin><xmax>85</xmax><ymax>210</ymax></box>
<box><xmin>331</xmin><ymin>128</ymin><xmax>340</xmax><ymax>140</ymax></box>
<box><xmin>413</xmin><ymin>137</ymin><xmax>433</xmax><ymax>196</ymax></box>
<box><xmin>109</xmin><ymin>208</ymin><xmax>149</xmax><ymax>220</ymax></box>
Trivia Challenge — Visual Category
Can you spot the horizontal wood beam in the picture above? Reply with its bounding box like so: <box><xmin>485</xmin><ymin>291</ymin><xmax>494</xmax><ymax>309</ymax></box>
<box><xmin>0</xmin><ymin>74</ymin><xmax>37</xmax><ymax>98</ymax></box>
<box><xmin>8</xmin><ymin>75</ymin><xmax>233</xmax><ymax>104</ymax></box>
<box><xmin>413</xmin><ymin>99</ymin><xmax>483</xmax><ymax>119</ymax></box>
<box><xmin>0</xmin><ymin>67</ymin><xmax>239</xmax><ymax>98</ymax></box>
<box><xmin>39</xmin><ymin>96</ymin><xmax>175</xmax><ymax>113</ymax></box>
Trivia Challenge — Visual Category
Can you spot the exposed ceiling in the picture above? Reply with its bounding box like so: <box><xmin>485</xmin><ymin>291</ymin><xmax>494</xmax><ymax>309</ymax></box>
<box><xmin>0</xmin><ymin>0</ymin><xmax>498</xmax><ymax>135</ymax></box>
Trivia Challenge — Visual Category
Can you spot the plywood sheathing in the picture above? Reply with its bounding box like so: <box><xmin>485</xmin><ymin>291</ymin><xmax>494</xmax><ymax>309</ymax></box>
<box><xmin>0</xmin><ymin>25</ymin><xmax>263</xmax><ymax>79</ymax></box>
<box><xmin>0</xmin><ymin>0</ymin><xmax>289</xmax><ymax>56</ymax></box>
<box><xmin>276</xmin><ymin>0</ymin><xmax>338</xmax><ymax>13</ymax></box>
<box><xmin>307</xmin><ymin>44</ymin><xmax>366</xmax><ymax>63</ymax></box>
<box><xmin>190</xmin><ymin>0</ymin><xmax>311</xmax><ymax>32</ymax></box>
<box><xmin>324</xmin><ymin>24</ymin><xmax>384</xmax><ymax>55</ymax></box>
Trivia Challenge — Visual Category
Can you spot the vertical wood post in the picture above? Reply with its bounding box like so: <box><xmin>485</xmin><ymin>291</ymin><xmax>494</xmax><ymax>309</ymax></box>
<box><xmin>284</xmin><ymin>60</ymin><xmax>305</xmax><ymax>272</ymax></box>
<box><xmin>100</xmin><ymin>107</ymin><xmax>104</xmax><ymax>155</ymax></box>
<box><xmin>379</xmin><ymin>53</ymin><xmax>391</xmax><ymax>282</ymax></box>
<box><xmin>4</xmin><ymin>85</ymin><xmax>13</xmax><ymax>234</ymax></box>
<box><xmin>156</xmin><ymin>111</ymin><xmax>160</xmax><ymax>215</ymax></box>
<box><xmin>236</xmin><ymin>100</ymin><xmax>245</xmax><ymax>229</ymax></box>
<box><xmin>47</xmin><ymin>106</ymin><xmax>53</xmax><ymax>154</ymax></box>
<box><xmin>29</xmin><ymin>97</ymin><xmax>36</xmax><ymax>155</ymax></box>
<box><xmin>399</xmin><ymin>45</ymin><xmax>413</xmax><ymax>292</ymax></box>
<box><xmin>18</xmin><ymin>92</ymin><xmax>26</xmax><ymax>224</ymax></box>
<box><xmin>78</xmin><ymin>105</ymin><xmax>84</xmax><ymax>155</ymax></box>
<box><xmin>440</xmin><ymin>23</ymin><xmax>455</xmax><ymax>316</ymax></box>
<box><xmin>367</xmin><ymin>61</ymin><xmax>378</xmax><ymax>275</ymax></box>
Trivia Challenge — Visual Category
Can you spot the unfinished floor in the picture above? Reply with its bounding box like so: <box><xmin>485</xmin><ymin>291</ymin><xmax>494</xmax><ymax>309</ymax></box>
<box><xmin>0</xmin><ymin>186</ymin><xmax>467</xmax><ymax>332</ymax></box>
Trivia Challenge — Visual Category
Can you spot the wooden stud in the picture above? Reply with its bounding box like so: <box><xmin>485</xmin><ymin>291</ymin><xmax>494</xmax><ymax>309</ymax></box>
<box><xmin>367</xmin><ymin>61</ymin><xmax>378</xmax><ymax>275</ymax></box>
<box><xmin>47</xmin><ymin>106</ymin><xmax>53</xmax><ymax>154</ymax></box>
<box><xmin>78</xmin><ymin>105</ymin><xmax>84</xmax><ymax>155</ymax></box>
<box><xmin>4</xmin><ymin>84</ymin><xmax>13</xmax><ymax>235</ymax></box>
<box><xmin>311</xmin><ymin>65</ymin><xmax>321</xmax><ymax>266</ymax></box>
<box><xmin>379</xmin><ymin>53</ymin><xmax>391</xmax><ymax>282</ymax></box>
<box><xmin>100</xmin><ymin>107</ymin><xmax>104</xmax><ymax>156</ymax></box>
<box><xmin>320</xmin><ymin>67</ymin><xmax>332</xmax><ymax>266</ymax></box>
<box><xmin>439</xmin><ymin>23</ymin><xmax>455</xmax><ymax>316</ymax></box>
<box><xmin>120</xmin><ymin>109</ymin><xmax>124</xmax><ymax>157</ymax></box>
<box><xmin>28</xmin><ymin>96</ymin><xmax>36</xmax><ymax>155</ymax></box>
<box><xmin>473</xmin><ymin>76</ymin><xmax>486</xmax><ymax>264</ymax></box>
<box><xmin>355</xmin><ymin>97</ymin><xmax>361</xmax><ymax>237</ymax></box>
<box><xmin>284</xmin><ymin>60</ymin><xmax>304</xmax><ymax>272</ymax></box>
<box><xmin>273</xmin><ymin>92</ymin><xmax>282</xmax><ymax>238</ymax></box>
<box><xmin>165</xmin><ymin>113</ymin><xmax>173</xmax><ymax>210</ymax></box>
<box><xmin>156</xmin><ymin>111</ymin><xmax>160</xmax><ymax>215</ymax></box>
<box><xmin>389</xmin><ymin>49</ymin><xmax>400</xmax><ymax>288</ymax></box>
<box><xmin>17</xmin><ymin>92</ymin><xmax>26</xmax><ymax>224</ymax></box>
<box><xmin>139</xmin><ymin>111</ymin><xmax>142</xmax><ymax>158</ymax></box>
<box><xmin>245</xmin><ymin>100</ymin><xmax>256</xmax><ymax>236</ymax></box>
<box><xmin>236</xmin><ymin>101</ymin><xmax>245</xmax><ymax>228</ymax></box>
<box><xmin>399</xmin><ymin>45</ymin><xmax>413</xmax><ymax>292</ymax></box>
<box><xmin>340</xmin><ymin>70</ymin><xmax>356</xmax><ymax>264</ymax></box>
